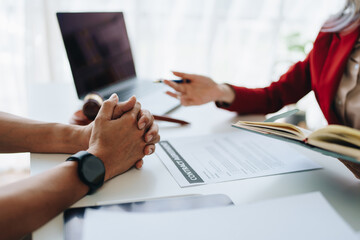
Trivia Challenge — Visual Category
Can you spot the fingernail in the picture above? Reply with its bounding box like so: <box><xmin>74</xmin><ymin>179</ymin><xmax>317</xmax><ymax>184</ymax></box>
<box><xmin>147</xmin><ymin>148</ymin><xmax>153</xmax><ymax>155</ymax></box>
<box><xmin>110</xmin><ymin>93</ymin><xmax>117</xmax><ymax>99</ymax></box>
<box><xmin>130</xmin><ymin>95</ymin><xmax>136</xmax><ymax>101</ymax></box>
<box><xmin>139</xmin><ymin>123</ymin><xmax>145</xmax><ymax>130</ymax></box>
<box><xmin>137</xmin><ymin>162</ymin><xmax>143</xmax><ymax>169</ymax></box>
<box><xmin>146</xmin><ymin>135</ymin><xmax>153</xmax><ymax>142</ymax></box>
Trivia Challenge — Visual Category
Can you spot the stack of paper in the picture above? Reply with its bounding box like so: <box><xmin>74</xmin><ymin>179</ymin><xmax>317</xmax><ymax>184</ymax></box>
<box><xmin>81</xmin><ymin>192</ymin><xmax>357</xmax><ymax>240</ymax></box>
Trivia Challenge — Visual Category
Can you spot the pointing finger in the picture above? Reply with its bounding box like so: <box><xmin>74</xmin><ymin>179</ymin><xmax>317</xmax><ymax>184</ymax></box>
<box><xmin>164</xmin><ymin>79</ymin><xmax>185</xmax><ymax>93</ymax></box>
<box><xmin>166</xmin><ymin>91</ymin><xmax>181</xmax><ymax>99</ymax></box>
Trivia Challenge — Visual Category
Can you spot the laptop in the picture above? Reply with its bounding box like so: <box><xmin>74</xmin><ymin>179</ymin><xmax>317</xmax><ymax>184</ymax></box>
<box><xmin>57</xmin><ymin>12</ymin><xmax>179</xmax><ymax>115</ymax></box>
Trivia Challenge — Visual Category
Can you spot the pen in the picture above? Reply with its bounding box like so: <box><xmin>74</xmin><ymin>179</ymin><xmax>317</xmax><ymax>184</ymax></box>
<box><xmin>154</xmin><ymin>79</ymin><xmax>191</xmax><ymax>84</ymax></box>
<box><xmin>153</xmin><ymin>114</ymin><xmax>190</xmax><ymax>125</ymax></box>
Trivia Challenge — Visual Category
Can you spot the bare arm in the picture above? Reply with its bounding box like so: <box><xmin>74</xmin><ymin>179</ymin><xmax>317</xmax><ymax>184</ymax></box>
<box><xmin>0</xmin><ymin>94</ymin><xmax>160</xmax><ymax>239</ymax></box>
<box><xmin>0</xmin><ymin>97</ymin><xmax>158</xmax><ymax>155</ymax></box>
<box><xmin>0</xmin><ymin>111</ymin><xmax>90</xmax><ymax>153</ymax></box>
<box><xmin>0</xmin><ymin>161</ymin><xmax>88</xmax><ymax>240</ymax></box>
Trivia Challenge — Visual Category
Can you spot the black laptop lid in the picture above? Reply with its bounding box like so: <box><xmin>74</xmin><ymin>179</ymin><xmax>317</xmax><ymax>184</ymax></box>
<box><xmin>57</xmin><ymin>12</ymin><xmax>136</xmax><ymax>98</ymax></box>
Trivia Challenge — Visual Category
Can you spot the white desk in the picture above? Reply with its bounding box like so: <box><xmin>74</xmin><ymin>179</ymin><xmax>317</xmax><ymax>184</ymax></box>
<box><xmin>30</xmin><ymin>83</ymin><xmax>360</xmax><ymax>240</ymax></box>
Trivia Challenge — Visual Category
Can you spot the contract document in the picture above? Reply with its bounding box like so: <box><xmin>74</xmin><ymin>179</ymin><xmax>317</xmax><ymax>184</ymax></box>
<box><xmin>81</xmin><ymin>192</ymin><xmax>357</xmax><ymax>240</ymax></box>
<box><xmin>156</xmin><ymin>131</ymin><xmax>321</xmax><ymax>187</ymax></box>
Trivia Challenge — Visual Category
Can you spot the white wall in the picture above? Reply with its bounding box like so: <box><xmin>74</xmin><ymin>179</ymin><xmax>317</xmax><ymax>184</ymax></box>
<box><xmin>0</xmin><ymin>0</ymin><xmax>344</xmax><ymax>120</ymax></box>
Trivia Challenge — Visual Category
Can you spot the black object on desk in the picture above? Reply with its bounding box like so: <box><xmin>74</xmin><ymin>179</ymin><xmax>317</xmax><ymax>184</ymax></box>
<box><xmin>78</xmin><ymin>93</ymin><xmax>190</xmax><ymax>125</ymax></box>
<box><xmin>64</xmin><ymin>194</ymin><xmax>233</xmax><ymax>240</ymax></box>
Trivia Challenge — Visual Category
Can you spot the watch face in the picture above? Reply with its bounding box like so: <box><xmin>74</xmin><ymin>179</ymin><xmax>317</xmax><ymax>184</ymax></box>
<box><xmin>80</xmin><ymin>155</ymin><xmax>105</xmax><ymax>187</ymax></box>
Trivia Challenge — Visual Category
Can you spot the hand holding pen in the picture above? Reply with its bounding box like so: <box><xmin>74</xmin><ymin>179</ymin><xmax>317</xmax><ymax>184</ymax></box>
<box><xmin>158</xmin><ymin>71</ymin><xmax>234</xmax><ymax>106</ymax></box>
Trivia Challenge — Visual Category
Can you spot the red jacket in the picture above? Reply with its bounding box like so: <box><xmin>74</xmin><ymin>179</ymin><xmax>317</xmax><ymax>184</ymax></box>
<box><xmin>221</xmin><ymin>28</ymin><xmax>360</xmax><ymax>124</ymax></box>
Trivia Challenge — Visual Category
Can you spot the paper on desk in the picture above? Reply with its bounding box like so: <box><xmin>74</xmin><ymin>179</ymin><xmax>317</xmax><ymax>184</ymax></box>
<box><xmin>156</xmin><ymin>131</ymin><xmax>321</xmax><ymax>187</ymax></box>
<box><xmin>81</xmin><ymin>192</ymin><xmax>357</xmax><ymax>240</ymax></box>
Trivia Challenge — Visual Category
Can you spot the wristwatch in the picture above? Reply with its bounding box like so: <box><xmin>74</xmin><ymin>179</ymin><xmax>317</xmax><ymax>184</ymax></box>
<box><xmin>66</xmin><ymin>151</ymin><xmax>105</xmax><ymax>194</ymax></box>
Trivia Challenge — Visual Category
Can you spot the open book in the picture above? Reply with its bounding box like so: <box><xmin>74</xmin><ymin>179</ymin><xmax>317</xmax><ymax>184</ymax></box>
<box><xmin>232</xmin><ymin>121</ymin><xmax>360</xmax><ymax>163</ymax></box>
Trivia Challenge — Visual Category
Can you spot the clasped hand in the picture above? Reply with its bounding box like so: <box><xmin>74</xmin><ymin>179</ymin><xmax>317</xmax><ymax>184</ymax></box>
<box><xmin>87</xmin><ymin>93</ymin><xmax>160</xmax><ymax>181</ymax></box>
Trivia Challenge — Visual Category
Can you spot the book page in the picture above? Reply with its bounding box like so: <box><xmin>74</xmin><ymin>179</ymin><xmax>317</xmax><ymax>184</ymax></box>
<box><xmin>233</xmin><ymin>121</ymin><xmax>307</xmax><ymax>140</ymax></box>
<box><xmin>306</xmin><ymin>139</ymin><xmax>360</xmax><ymax>161</ymax></box>
<box><xmin>308</xmin><ymin>125</ymin><xmax>360</xmax><ymax>148</ymax></box>
<box><xmin>306</xmin><ymin>125</ymin><xmax>360</xmax><ymax>160</ymax></box>
<box><xmin>155</xmin><ymin>131</ymin><xmax>320</xmax><ymax>187</ymax></box>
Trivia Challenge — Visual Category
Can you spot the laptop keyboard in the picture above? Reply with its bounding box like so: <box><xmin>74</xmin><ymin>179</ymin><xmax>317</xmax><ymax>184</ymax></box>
<box><xmin>107</xmin><ymin>82</ymin><xmax>160</xmax><ymax>101</ymax></box>
<box><xmin>101</xmin><ymin>82</ymin><xmax>180</xmax><ymax>115</ymax></box>
<box><xmin>114</xmin><ymin>86</ymin><xmax>136</xmax><ymax>101</ymax></box>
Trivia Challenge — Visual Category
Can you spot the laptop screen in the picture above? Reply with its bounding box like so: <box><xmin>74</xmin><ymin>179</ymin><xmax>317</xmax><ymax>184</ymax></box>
<box><xmin>57</xmin><ymin>12</ymin><xmax>136</xmax><ymax>98</ymax></box>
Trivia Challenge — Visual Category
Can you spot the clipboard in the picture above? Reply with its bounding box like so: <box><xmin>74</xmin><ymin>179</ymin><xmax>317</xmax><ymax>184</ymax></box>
<box><xmin>64</xmin><ymin>194</ymin><xmax>233</xmax><ymax>240</ymax></box>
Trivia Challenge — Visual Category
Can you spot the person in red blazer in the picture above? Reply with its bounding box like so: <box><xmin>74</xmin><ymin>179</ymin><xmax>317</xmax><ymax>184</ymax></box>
<box><xmin>164</xmin><ymin>0</ymin><xmax>360</xmax><ymax>178</ymax></box>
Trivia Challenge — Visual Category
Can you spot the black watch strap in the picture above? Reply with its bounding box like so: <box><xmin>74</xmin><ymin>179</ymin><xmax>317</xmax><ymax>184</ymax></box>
<box><xmin>66</xmin><ymin>151</ymin><xmax>105</xmax><ymax>195</ymax></box>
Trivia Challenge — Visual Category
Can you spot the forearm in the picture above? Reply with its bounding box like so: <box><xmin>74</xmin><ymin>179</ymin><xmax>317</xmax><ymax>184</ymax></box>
<box><xmin>0</xmin><ymin>161</ymin><xmax>88</xmax><ymax>240</ymax></box>
<box><xmin>216</xmin><ymin>53</ymin><xmax>312</xmax><ymax>114</ymax></box>
<box><xmin>0</xmin><ymin>112</ymin><xmax>89</xmax><ymax>153</ymax></box>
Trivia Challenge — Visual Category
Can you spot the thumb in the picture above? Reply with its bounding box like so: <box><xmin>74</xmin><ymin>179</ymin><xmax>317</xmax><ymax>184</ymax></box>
<box><xmin>112</xmin><ymin>96</ymin><xmax>137</xmax><ymax>119</ymax></box>
<box><xmin>97</xmin><ymin>93</ymin><xmax>119</xmax><ymax>121</ymax></box>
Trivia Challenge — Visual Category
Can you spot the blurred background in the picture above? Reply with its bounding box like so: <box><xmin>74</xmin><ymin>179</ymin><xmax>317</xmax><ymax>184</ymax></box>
<box><xmin>0</xmin><ymin>0</ymin><xmax>345</xmax><ymax>183</ymax></box>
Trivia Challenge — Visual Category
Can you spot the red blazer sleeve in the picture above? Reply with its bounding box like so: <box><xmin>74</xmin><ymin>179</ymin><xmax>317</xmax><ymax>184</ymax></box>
<box><xmin>218</xmin><ymin>52</ymin><xmax>313</xmax><ymax>115</ymax></box>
